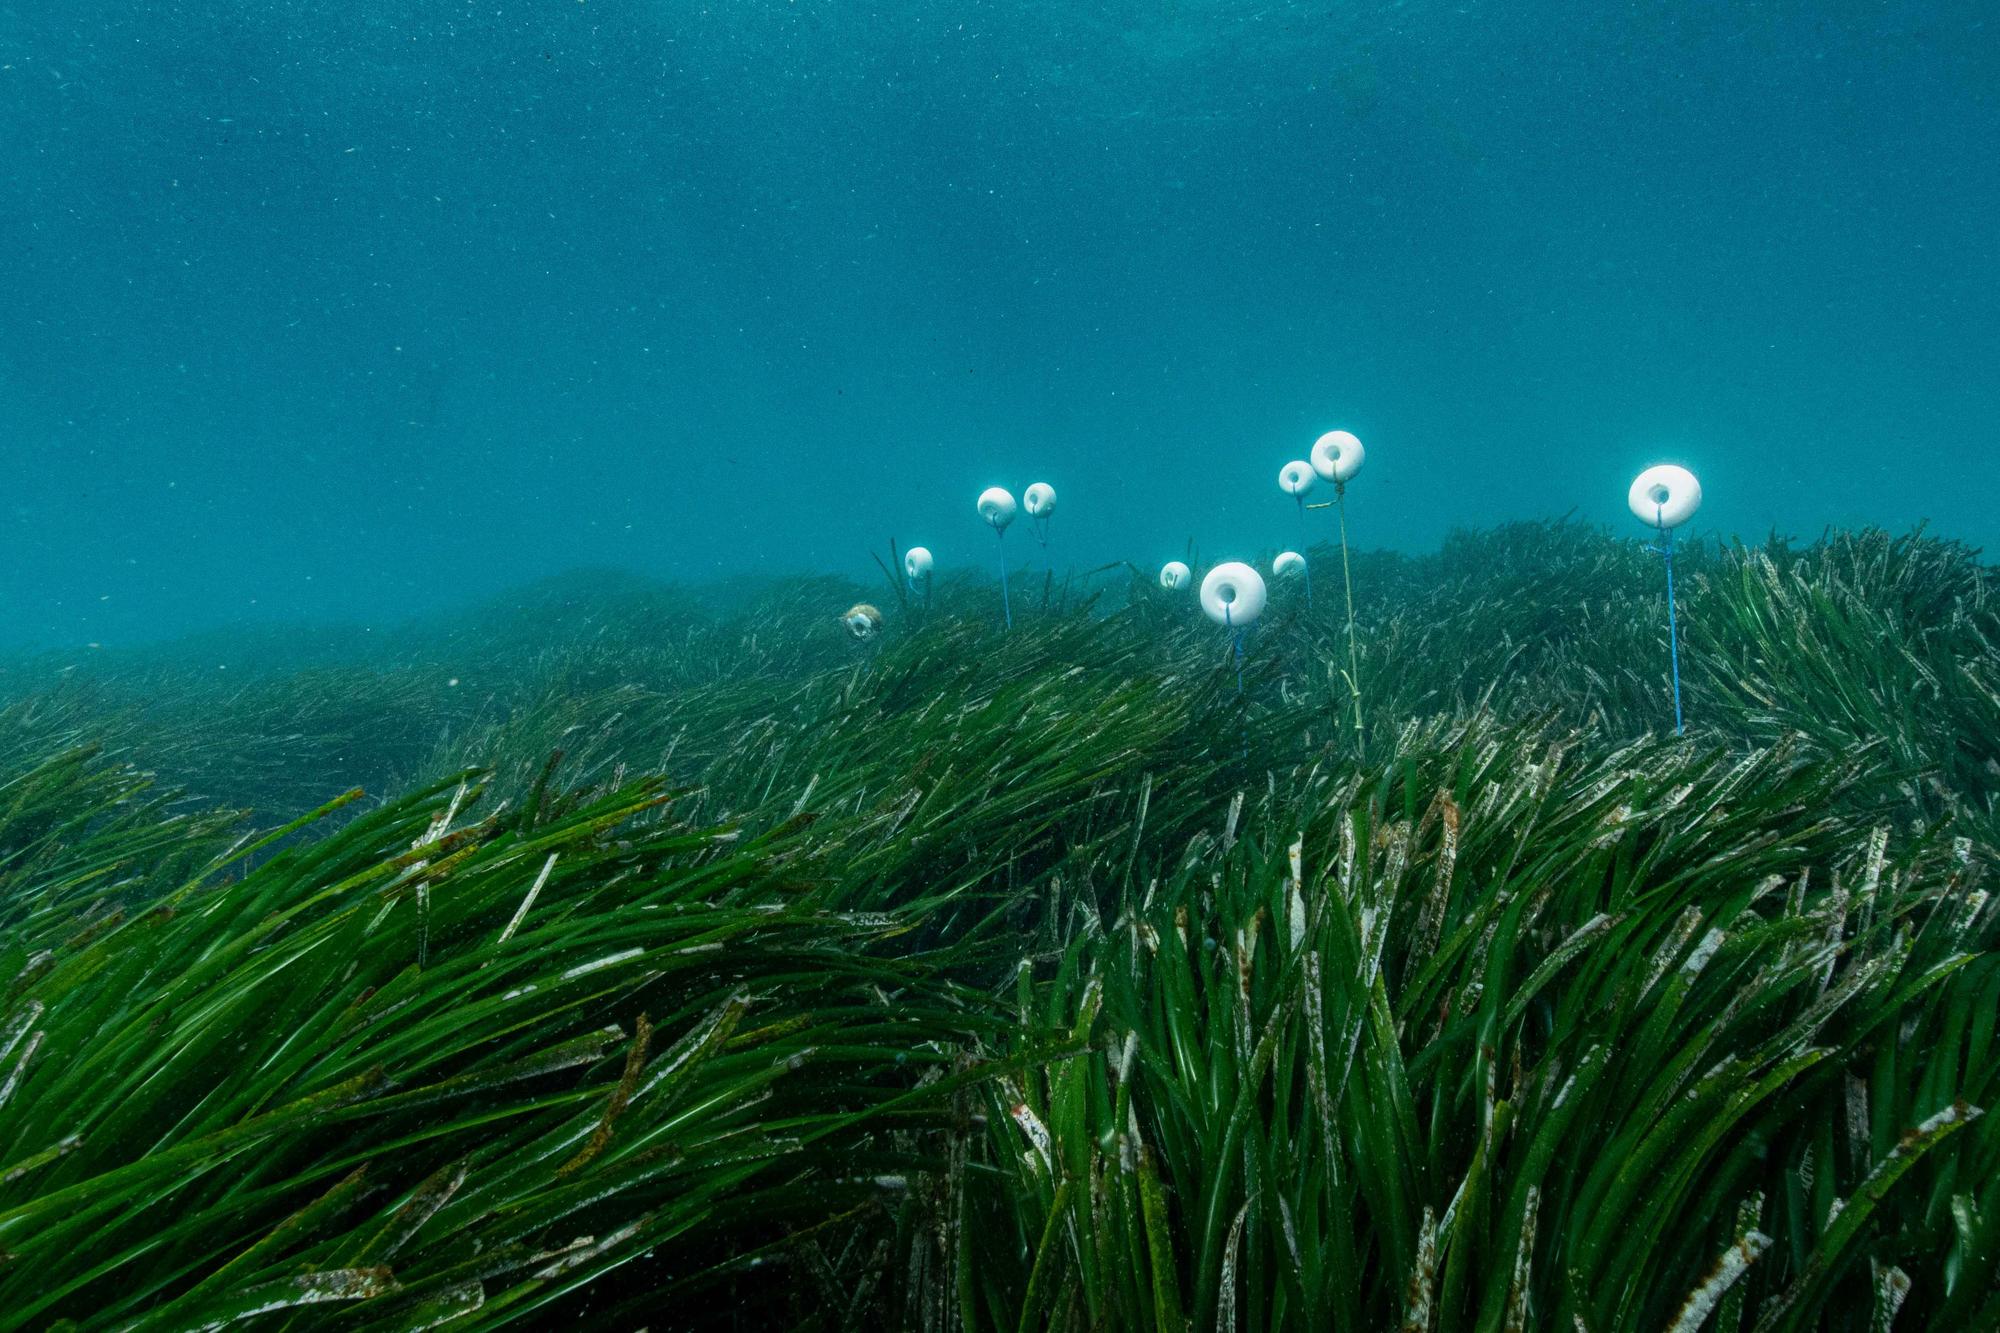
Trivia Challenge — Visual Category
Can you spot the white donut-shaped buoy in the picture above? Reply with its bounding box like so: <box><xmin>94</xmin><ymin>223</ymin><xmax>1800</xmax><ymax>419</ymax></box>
<box><xmin>1278</xmin><ymin>461</ymin><xmax>1316</xmax><ymax>498</ymax></box>
<box><xmin>1310</xmin><ymin>430</ymin><xmax>1365</xmax><ymax>483</ymax></box>
<box><xmin>1272</xmin><ymin>550</ymin><xmax>1306</xmax><ymax>579</ymax></box>
<box><xmin>1627</xmin><ymin>464</ymin><xmax>1702</xmax><ymax>530</ymax></box>
<box><xmin>1024</xmin><ymin>482</ymin><xmax>1057</xmax><ymax>517</ymax></box>
<box><xmin>977</xmin><ymin>487</ymin><xmax>1017</xmax><ymax>530</ymax></box>
<box><xmin>904</xmin><ymin>546</ymin><xmax>934</xmax><ymax>581</ymax></box>
<box><xmin>1200</xmin><ymin>562</ymin><xmax>1268</xmax><ymax>627</ymax></box>
<box><xmin>1159</xmin><ymin>560</ymin><xmax>1192</xmax><ymax>591</ymax></box>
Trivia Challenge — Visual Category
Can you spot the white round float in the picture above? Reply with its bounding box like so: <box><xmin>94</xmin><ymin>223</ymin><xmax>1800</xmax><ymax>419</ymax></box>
<box><xmin>977</xmin><ymin>486</ymin><xmax>1017</xmax><ymax>530</ymax></box>
<box><xmin>1272</xmin><ymin>550</ymin><xmax>1307</xmax><ymax>579</ymax></box>
<box><xmin>1200</xmin><ymin>562</ymin><xmax>1268</xmax><ymax>628</ymax></box>
<box><xmin>1159</xmin><ymin>561</ymin><xmax>1192</xmax><ymax>591</ymax></box>
<box><xmin>1023</xmin><ymin>482</ymin><xmax>1057</xmax><ymax>517</ymax></box>
<box><xmin>1310</xmin><ymin>430</ymin><xmax>1365</xmax><ymax>484</ymax></box>
<box><xmin>1278</xmin><ymin>461</ymin><xmax>1316</xmax><ymax>498</ymax></box>
<box><xmin>904</xmin><ymin>546</ymin><xmax>933</xmax><ymax>582</ymax></box>
<box><xmin>1628</xmin><ymin>464</ymin><xmax>1702</xmax><ymax>530</ymax></box>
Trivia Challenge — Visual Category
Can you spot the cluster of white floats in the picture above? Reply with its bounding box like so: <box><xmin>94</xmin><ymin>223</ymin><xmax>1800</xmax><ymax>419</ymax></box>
<box><xmin>900</xmin><ymin>481</ymin><xmax>1053</xmax><ymax>597</ymax></box>
<box><xmin>1153</xmin><ymin>431</ymin><xmax>1369</xmax><ymax>630</ymax></box>
<box><xmin>881</xmin><ymin>440</ymin><xmax>1702</xmax><ymax>732</ymax></box>
<box><xmin>896</xmin><ymin>444</ymin><xmax>1702</xmax><ymax>635</ymax></box>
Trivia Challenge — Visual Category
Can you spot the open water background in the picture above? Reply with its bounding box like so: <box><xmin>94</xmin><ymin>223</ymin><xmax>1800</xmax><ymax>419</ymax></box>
<box><xmin>1</xmin><ymin>1</ymin><xmax>1994</xmax><ymax>648</ymax></box>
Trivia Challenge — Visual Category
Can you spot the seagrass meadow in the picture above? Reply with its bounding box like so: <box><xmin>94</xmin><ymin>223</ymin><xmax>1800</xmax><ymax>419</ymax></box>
<box><xmin>0</xmin><ymin>521</ymin><xmax>1994</xmax><ymax>1331</ymax></box>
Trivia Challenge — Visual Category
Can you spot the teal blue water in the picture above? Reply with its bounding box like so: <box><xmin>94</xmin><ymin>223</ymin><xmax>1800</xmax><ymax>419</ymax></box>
<box><xmin>2</xmin><ymin>2</ymin><xmax>1994</xmax><ymax>647</ymax></box>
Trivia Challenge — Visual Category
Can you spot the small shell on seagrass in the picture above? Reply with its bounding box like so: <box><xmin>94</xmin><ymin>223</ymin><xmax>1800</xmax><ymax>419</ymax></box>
<box><xmin>842</xmin><ymin>603</ymin><xmax>885</xmax><ymax>639</ymax></box>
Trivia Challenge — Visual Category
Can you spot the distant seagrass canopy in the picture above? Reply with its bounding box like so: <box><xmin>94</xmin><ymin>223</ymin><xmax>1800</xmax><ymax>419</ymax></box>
<box><xmin>1023</xmin><ymin>482</ymin><xmax>1057</xmax><ymax>517</ymax></box>
<box><xmin>1200</xmin><ymin>562</ymin><xmax>1267</xmax><ymax>627</ymax></box>
<box><xmin>1310</xmin><ymin>430</ymin><xmax>1365</xmax><ymax>483</ymax></box>
<box><xmin>977</xmin><ymin>487</ymin><xmax>1017</xmax><ymax>530</ymax></box>
<box><xmin>1628</xmin><ymin>464</ymin><xmax>1702</xmax><ymax>529</ymax></box>
<box><xmin>1159</xmin><ymin>560</ymin><xmax>1192</xmax><ymax>591</ymax></box>
<box><xmin>1278</xmin><ymin>460</ymin><xmax>1316</xmax><ymax>497</ymax></box>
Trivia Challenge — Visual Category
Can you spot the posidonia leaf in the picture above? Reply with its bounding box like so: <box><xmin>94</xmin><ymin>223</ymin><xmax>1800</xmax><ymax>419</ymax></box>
<box><xmin>1</xmin><ymin>522</ymin><xmax>1994</xmax><ymax>1330</ymax></box>
<box><xmin>1751</xmin><ymin>1100</ymin><xmax>1985</xmax><ymax>1333</ymax></box>
<box><xmin>128</xmin><ymin>1266</ymin><xmax>396</xmax><ymax>1331</ymax></box>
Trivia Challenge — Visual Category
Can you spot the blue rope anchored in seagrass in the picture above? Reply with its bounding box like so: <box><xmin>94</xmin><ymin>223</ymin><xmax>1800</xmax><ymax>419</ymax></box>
<box><xmin>1227</xmin><ymin>607</ymin><xmax>1244</xmax><ymax>695</ymax></box>
<box><xmin>1294</xmin><ymin>495</ymin><xmax>1313</xmax><ymax>608</ymax></box>
<box><xmin>1226</xmin><ymin>602</ymin><xmax>1249</xmax><ymax>758</ymax></box>
<box><xmin>1649</xmin><ymin>504</ymin><xmax>1685</xmax><ymax>734</ymax></box>
<box><xmin>995</xmin><ymin>529</ymin><xmax>1012</xmax><ymax>630</ymax></box>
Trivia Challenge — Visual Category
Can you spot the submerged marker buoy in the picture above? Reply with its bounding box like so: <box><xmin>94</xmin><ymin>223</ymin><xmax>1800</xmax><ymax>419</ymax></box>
<box><xmin>1279</xmin><ymin>459</ymin><xmax>1317</xmax><ymax>606</ymax></box>
<box><xmin>1278</xmin><ymin>461</ymin><xmax>1316</xmax><ymax>497</ymax></box>
<box><xmin>1273</xmin><ymin>550</ymin><xmax>1307</xmax><ymax>579</ymax></box>
<box><xmin>1628</xmin><ymin>463</ymin><xmax>1703</xmax><ymax>735</ymax></box>
<box><xmin>977</xmin><ymin>487</ymin><xmax>1017</xmax><ymax>530</ymax></box>
<box><xmin>1310</xmin><ymin>430</ymin><xmax>1365</xmax><ymax>484</ymax></box>
<box><xmin>1023</xmin><ymin>481</ymin><xmax>1057</xmax><ymax>549</ymax></box>
<box><xmin>1200</xmin><ymin>562</ymin><xmax>1267</xmax><ymax>628</ymax></box>
<box><xmin>976</xmin><ymin>487</ymin><xmax>1017</xmax><ymax>629</ymax></box>
<box><xmin>1202</xmin><ymin>562</ymin><xmax>1267</xmax><ymax>715</ymax></box>
<box><xmin>903</xmin><ymin>546</ymin><xmax>935</xmax><ymax>613</ymax></box>
<box><xmin>1310</xmin><ymin>430</ymin><xmax>1368</xmax><ymax>752</ymax></box>
<box><xmin>1159</xmin><ymin>561</ymin><xmax>1192</xmax><ymax>591</ymax></box>
<box><xmin>1628</xmin><ymin>464</ymin><xmax>1702</xmax><ymax>530</ymax></box>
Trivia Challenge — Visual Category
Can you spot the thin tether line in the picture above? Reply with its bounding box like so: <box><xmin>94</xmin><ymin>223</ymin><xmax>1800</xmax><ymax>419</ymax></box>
<box><xmin>1659</xmin><ymin>504</ymin><xmax>1683</xmax><ymax>733</ymax></box>
<box><xmin>1337</xmin><ymin>483</ymin><xmax>1364</xmax><ymax>757</ymax></box>
<box><xmin>996</xmin><ymin>530</ymin><xmax>1012</xmax><ymax>629</ymax></box>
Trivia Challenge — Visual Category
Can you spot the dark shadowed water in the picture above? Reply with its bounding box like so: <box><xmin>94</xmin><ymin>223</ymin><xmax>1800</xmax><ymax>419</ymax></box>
<box><xmin>2</xmin><ymin>1</ymin><xmax>1994</xmax><ymax>648</ymax></box>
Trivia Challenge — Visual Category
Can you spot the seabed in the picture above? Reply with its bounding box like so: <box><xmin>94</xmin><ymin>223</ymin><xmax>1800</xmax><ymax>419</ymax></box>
<box><xmin>0</xmin><ymin>521</ymin><xmax>1993</xmax><ymax>1330</ymax></box>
